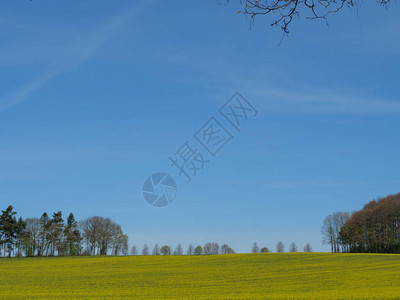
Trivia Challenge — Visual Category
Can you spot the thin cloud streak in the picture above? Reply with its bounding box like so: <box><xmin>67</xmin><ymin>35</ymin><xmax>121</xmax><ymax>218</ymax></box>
<box><xmin>248</xmin><ymin>87</ymin><xmax>400</xmax><ymax>115</ymax></box>
<box><xmin>111</xmin><ymin>37</ymin><xmax>400</xmax><ymax>116</ymax></box>
<box><xmin>0</xmin><ymin>1</ymin><xmax>154</xmax><ymax>112</ymax></box>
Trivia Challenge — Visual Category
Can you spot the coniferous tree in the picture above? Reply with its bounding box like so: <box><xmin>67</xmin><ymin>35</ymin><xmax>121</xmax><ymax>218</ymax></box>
<box><xmin>65</xmin><ymin>213</ymin><xmax>81</xmax><ymax>256</ymax></box>
<box><xmin>38</xmin><ymin>212</ymin><xmax>50</xmax><ymax>256</ymax></box>
<box><xmin>48</xmin><ymin>211</ymin><xmax>64</xmax><ymax>256</ymax></box>
<box><xmin>0</xmin><ymin>206</ymin><xmax>18</xmax><ymax>258</ymax></box>
<box><xmin>15</xmin><ymin>217</ymin><xmax>26</xmax><ymax>257</ymax></box>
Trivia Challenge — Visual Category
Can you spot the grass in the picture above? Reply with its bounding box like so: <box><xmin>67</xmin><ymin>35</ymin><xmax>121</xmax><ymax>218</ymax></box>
<box><xmin>1</xmin><ymin>253</ymin><xmax>400</xmax><ymax>299</ymax></box>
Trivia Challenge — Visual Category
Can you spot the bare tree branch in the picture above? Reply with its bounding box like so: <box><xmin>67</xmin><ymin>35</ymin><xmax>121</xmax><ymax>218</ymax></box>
<box><xmin>225</xmin><ymin>0</ymin><xmax>393</xmax><ymax>34</ymax></box>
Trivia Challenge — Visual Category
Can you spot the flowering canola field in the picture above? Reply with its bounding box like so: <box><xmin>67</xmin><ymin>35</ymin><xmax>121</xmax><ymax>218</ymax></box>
<box><xmin>1</xmin><ymin>253</ymin><xmax>400</xmax><ymax>299</ymax></box>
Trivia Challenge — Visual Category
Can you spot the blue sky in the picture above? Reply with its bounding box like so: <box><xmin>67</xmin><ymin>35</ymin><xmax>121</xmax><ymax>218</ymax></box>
<box><xmin>1</xmin><ymin>0</ymin><xmax>399</xmax><ymax>252</ymax></box>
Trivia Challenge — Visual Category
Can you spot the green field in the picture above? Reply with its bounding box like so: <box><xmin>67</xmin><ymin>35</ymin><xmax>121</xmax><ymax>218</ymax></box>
<box><xmin>2</xmin><ymin>253</ymin><xmax>400</xmax><ymax>299</ymax></box>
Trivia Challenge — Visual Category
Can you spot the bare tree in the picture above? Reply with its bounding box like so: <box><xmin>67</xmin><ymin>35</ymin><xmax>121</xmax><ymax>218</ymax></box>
<box><xmin>152</xmin><ymin>243</ymin><xmax>160</xmax><ymax>255</ymax></box>
<box><xmin>187</xmin><ymin>244</ymin><xmax>194</xmax><ymax>255</ymax></box>
<box><xmin>252</xmin><ymin>242</ymin><xmax>259</xmax><ymax>253</ymax></box>
<box><xmin>322</xmin><ymin>212</ymin><xmax>349</xmax><ymax>253</ymax></box>
<box><xmin>98</xmin><ymin>217</ymin><xmax>117</xmax><ymax>255</ymax></box>
<box><xmin>227</xmin><ymin>0</ymin><xmax>394</xmax><ymax>34</ymax></box>
<box><xmin>21</xmin><ymin>218</ymin><xmax>40</xmax><ymax>257</ymax></box>
<box><xmin>276</xmin><ymin>241</ymin><xmax>285</xmax><ymax>252</ymax></box>
<box><xmin>321</xmin><ymin>214</ymin><xmax>335</xmax><ymax>253</ymax></box>
<box><xmin>220</xmin><ymin>244</ymin><xmax>235</xmax><ymax>254</ymax></box>
<box><xmin>289</xmin><ymin>242</ymin><xmax>297</xmax><ymax>252</ymax></box>
<box><xmin>142</xmin><ymin>244</ymin><xmax>149</xmax><ymax>255</ymax></box>
<box><xmin>112</xmin><ymin>226</ymin><xmax>128</xmax><ymax>256</ymax></box>
<box><xmin>80</xmin><ymin>218</ymin><xmax>96</xmax><ymax>255</ymax></box>
<box><xmin>333</xmin><ymin>212</ymin><xmax>350</xmax><ymax>252</ymax></box>
<box><xmin>303</xmin><ymin>243</ymin><xmax>312</xmax><ymax>252</ymax></box>
<box><xmin>203</xmin><ymin>243</ymin><xmax>212</xmax><ymax>255</ymax></box>
<box><xmin>80</xmin><ymin>216</ymin><xmax>125</xmax><ymax>256</ymax></box>
<box><xmin>173</xmin><ymin>244</ymin><xmax>183</xmax><ymax>255</ymax></box>
<box><xmin>130</xmin><ymin>245</ymin><xmax>138</xmax><ymax>255</ymax></box>
<box><xmin>203</xmin><ymin>242</ymin><xmax>219</xmax><ymax>255</ymax></box>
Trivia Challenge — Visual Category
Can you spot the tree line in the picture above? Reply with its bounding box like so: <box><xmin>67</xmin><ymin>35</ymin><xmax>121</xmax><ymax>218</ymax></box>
<box><xmin>1</xmin><ymin>205</ymin><xmax>315</xmax><ymax>258</ymax></box>
<box><xmin>0</xmin><ymin>206</ymin><xmax>128</xmax><ymax>258</ymax></box>
<box><xmin>129</xmin><ymin>242</ymin><xmax>312</xmax><ymax>256</ymax></box>
<box><xmin>131</xmin><ymin>242</ymin><xmax>236</xmax><ymax>256</ymax></box>
<box><xmin>251</xmin><ymin>242</ymin><xmax>312</xmax><ymax>253</ymax></box>
<box><xmin>322</xmin><ymin>192</ymin><xmax>400</xmax><ymax>254</ymax></box>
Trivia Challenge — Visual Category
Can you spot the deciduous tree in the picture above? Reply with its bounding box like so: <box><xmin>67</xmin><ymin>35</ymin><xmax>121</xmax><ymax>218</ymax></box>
<box><xmin>130</xmin><ymin>245</ymin><xmax>138</xmax><ymax>255</ymax></box>
<box><xmin>227</xmin><ymin>0</ymin><xmax>394</xmax><ymax>35</ymax></box>
<box><xmin>276</xmin><ymin>241</ymin><xmax>285</xmax><ymax>252</ymax></box>
<box><xmin>289</xmin><ymin>242</ymin><xmax>297</xmax><ymax>252</ymax></box>
<box><xmin>152</xmin><ymin>244</ymin><xmax>160</xmax><ymax>255</ymax></box>
<box><xmin>173</xmin><ymin>244</ymin><xmax>183</xmax><ymax>255</ymax></box>
<box><xmin>303</xmin><ymin>243</ymin><xmax>312</xmax><ymax>252</ymax></box>
<box><xmin>252</xmin><ymin>242</ymin><xmax>259</xmax><ymax>253</ymax></box>
<box><xmin>220</xmin><ymin>244</ymin><xmax>235</xmax><ymax>254</ymax></box>
<box><xmin>187</xmin><ymin>244</ymin><xmax>194</xmax><ymax>255</ymax></box>
<box><xmin>142</xmin><ymin>244</ymin><xmax>150</xmax><ymax>255</ymax></box>
<box><xmin>203</xmin><ymin>242</ymin><xmax>219</xmax><ymax>255</ymax></box>
<box><xmin>194</xmin><ymin>245</ymin><xmax>203</xmax><ymax>255</ymax></box>
<box><xmin>161</xmin><ymin>245</ymin><xmax>171</xmax><ymax>255</ymax></box>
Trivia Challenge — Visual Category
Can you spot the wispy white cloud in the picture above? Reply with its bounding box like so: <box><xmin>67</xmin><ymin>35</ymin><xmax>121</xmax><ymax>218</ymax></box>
<box><xmin>246</xmin><ymin>86</ymin><xmax>400</xmax><ymax>115</ymax></box>
<box><xmin>106</xmin><ymin>29</ymin><xmax>400</xmax><ymax>116</ymax></box>
<box><xmin>260</xmin><ymin>179</ymin><xmax>365</xmax><ymax>190</ymax></box>
<box><xmin>4</xmin><ymin>0</ymin><xmax>391</xmax><ymax>116</ymax></box>
<box><xmin>0</xmin><ymin>1</ymin><xmax>154</xmax><ymax>112</ymax></box>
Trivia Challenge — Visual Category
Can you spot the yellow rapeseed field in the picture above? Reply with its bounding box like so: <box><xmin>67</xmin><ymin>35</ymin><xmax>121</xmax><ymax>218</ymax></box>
<box><xmin>1</xmin><ymin>253</ymin><xmax>400</xmax><ymax>299</ymax></box>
